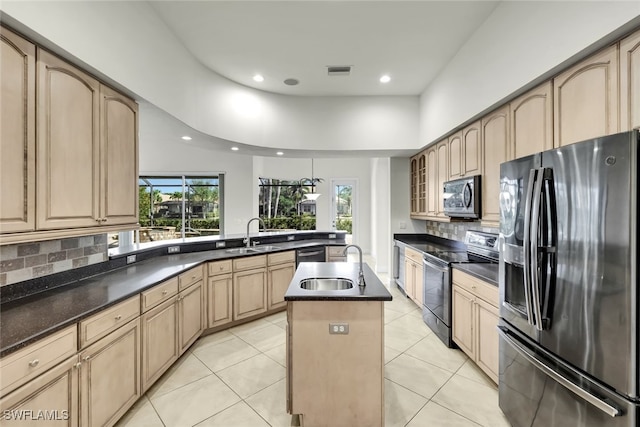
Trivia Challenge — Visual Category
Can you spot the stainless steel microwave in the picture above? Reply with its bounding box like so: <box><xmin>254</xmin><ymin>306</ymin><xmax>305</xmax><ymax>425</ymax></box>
<box><xmin>443</xmin><ymin>175</ymin><xmax>481</xmax><ymax>219</ymax></box>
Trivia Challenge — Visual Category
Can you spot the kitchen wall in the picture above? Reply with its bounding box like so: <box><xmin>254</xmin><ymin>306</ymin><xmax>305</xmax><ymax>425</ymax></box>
<box><xmin>419</xmin><ymin>1</ymin><xmax>640</xmax><ymax>146</ymax></box>
<box><xmin>0</xmin><ymin>235</ymin><xmax>107</xmax><ymax>287</ymax></box>
<box><xmin>0</xmin><ymin>1</ymin><xmax>420</xmax><ymax>153</ymax></box>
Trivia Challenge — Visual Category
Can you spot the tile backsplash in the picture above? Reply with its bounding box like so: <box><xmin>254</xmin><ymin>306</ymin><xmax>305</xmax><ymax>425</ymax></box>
<box><xmin>424</xmin><ymin>220</ymin><xmax>498</xmax><ymax>242</ymax></box>
<box><xmin>0</xmin><ymin>234</ymin><xmax>108</xmax><ymax>287</ymax></box>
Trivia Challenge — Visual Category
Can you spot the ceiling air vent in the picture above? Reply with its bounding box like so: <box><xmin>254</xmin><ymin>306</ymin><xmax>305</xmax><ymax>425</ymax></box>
<box><xmin>327</xmin><ymin>66</ymin><xmax>351</xmax><ymax>76</ymax></box>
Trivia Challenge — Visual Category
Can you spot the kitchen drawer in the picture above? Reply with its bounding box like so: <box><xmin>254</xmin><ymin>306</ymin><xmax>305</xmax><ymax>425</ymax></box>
<box><xmin>268</xmin><ymin>250</ymin><xmax>295</xmax><ymax>265</ymax></box>
<box><xmin>79</xmin><ymin>296</ymin><xmax>140</xmax><ymax>348</ymax></box>
<box><xmin>178</xmin><ymin>265</ymin><xmax>204</xmax><ymax>291</ymax></box>
<box><xmin>326</xmin><ymin>246</ymin><xmax>346</xmax><ymax>257</ymax></box>
<box><xmin>209</xmin><ymin>260</ymin><xmax>233</xmax><ymax>276</ymax></box>
<box><xmin>141</xmin><ymin>276</ymin><xmax>179</xmax><ymax>313</ymax></box>
<box><xmin>0</xmin><ymin>324</ymin><xmax>77</xmax><ymax>396</ymax></box>
<box><xmin>452</xmin><ymin>270</ymin><xmax>498</xmax><ymax>307</ymax></box>
<box><xmin>233</xmin><ymin>254</ymin><xmax>267</xmax><ymax>271</ymax></box>
<box><xmin>405</xmin><ymin>247</ymin><xmax>423</xmax><ymax>264</ymax></box>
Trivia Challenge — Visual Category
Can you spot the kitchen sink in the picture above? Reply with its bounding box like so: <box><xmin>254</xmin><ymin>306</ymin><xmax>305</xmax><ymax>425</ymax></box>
<box><xmin>299</xmin><ymin>278</ymin><xmax>354</xmax><ymax>291</ymax></box>
<box><xmin>225</xmin><ymin>248</ymin><xmax>260</xmax><ymax>254</ymax></box>
<box><xmin>253</xmin><ymin>245</ymin><xmax>282</xmax><ymax>252</ymax></box>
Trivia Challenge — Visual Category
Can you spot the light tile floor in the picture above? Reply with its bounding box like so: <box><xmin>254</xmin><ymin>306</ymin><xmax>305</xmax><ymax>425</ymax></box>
<box><xmin>116</xmin><ymin>271</ymin><xmax>510</xmax><ymax>427</ymax></box>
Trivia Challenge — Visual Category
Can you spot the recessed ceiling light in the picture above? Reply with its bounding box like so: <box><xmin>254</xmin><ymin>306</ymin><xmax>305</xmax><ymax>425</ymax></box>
<box><xmin>181</xmin><ymin>136</ymin><xmax>192</xmax><ymax>141</ymax></box>
<box><xmin>253</xmin><ymin>74</ymin><xmax>264</xmax><ymax>82</ymax></box>
<box><xmin>284</xmin><ymin>78</ymin><xmax>299</xmax><ymax>86</ymax></box>
<box><xmin>276</xmin><ymin>151</ymin><xmax>284</xmax><ymax>156</ymax></box>
<box><xmin>380</xmin><ymin>75</ymin><xmax>391</xmax><ymax>83</ymax></box>
<box><xmin>231</xmin><ymin>147</ymin><xmax>239</xmax><ymax>151</ymax></box>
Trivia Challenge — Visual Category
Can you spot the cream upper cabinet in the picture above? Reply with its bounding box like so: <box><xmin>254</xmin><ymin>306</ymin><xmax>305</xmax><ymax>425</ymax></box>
<box><xmin>481</xmin><ymin>105</ymin><xmax>509</xmax><ymax>227</ymax></box>
<box><xmin>510</xmin><ymin>82</ymin><xmax>553</xmax><ymax>158</ymax></box>
<box><xmin>620</xmin><ymin>29</ymin><xmax>640</xmax><ymax>131</ymax></box>
<box><xmin>410</xmin><ymin>152</ymin><xmax>427</xmax><ymax>218</ymax></box>
<box><xmin>0</xmin><ymin>28</ymin><xmax>36</xmax><ymax>234</ymax></box>
<box><xmin>462</xmin><ymin>121</ymin><xmax>482</xmax><ymax>176</ymax></box>
<box><xmin>553</xmin><ymin>45</ymin><xmax>619</xmax><ymax>147</ymax></box>
<box><xmin>100</xmin><ymin>85</ymin><xmax>139</xmax><ymax>226</ymax></box>
<box><xmin>448</xmin><ymin>132</ymin><xmax>462</xmax><ymax>180</ymax></box>
<box><xmin>426</xmin><ymin>147</ymin><xmax>437</xmax><ymax>217</ymax></box>
<box><xmin>37</xmin><ymin>49</ymin><xmax>101</xmax><ymax>230</ymax></box>
<box><xmin>436</xmin><ymin>141</ymin><xmax>448</xmax><ymax>217</ymax></box>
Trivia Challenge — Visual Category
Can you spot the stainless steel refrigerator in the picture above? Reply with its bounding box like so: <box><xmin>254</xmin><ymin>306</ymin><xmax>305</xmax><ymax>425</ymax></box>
<box><xmin>498</xmin><ymin>130</ymin><xmax>640</xmax><ymax>427</ymax></box>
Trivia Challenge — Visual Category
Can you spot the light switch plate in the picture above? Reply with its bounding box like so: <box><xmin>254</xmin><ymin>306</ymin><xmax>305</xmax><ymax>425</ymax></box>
<box><xmin>329</xmin><ymin>233</ymin><xmax>336</xmax><ymax>239</ymax></box>
<box><xmin>329</xmin><ymin>323</ymin><xmax>349</xmax><ymax>335</ymax></box>
<box><xmin>126</xmin><ymin>255</ymin><xmax>136</xmax><ymax>264</ymax></box>
<box><xmin>215</xmin><ymin>241</ymin><xmax>226</xmax><ymax>248</ymax></box>
<box><xmin>168</xmin><ymin>246</ymin><xmax>180</xmax><ymax>254</ymax></box>
<box><xmin>287</xmin><ymin>235</ymin><xmax>295</xmax><ymax>241</ymax></box>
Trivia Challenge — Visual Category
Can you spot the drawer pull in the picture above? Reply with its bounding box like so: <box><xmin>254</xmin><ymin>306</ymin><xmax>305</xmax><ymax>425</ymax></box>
<box><xmin>162</xmin><ymin>290</ymin><xmax>168</xmax><ymax>295</ymax></box>
<box><xmin>192</xmin><ymin>275</ymin><xmax>196</xmax><ymax>279</ymax></box>
<box><xmin>219</xmin><ymin>265</ymin><xmax>224</xmax><ymax>270</ymax></box>
<box><xmin>83</xmin><ymin>356</ymin><xmax>91</xmax><ymax>362</ymax></box>
<box><xmin>115</xmin><ymin>315</ymin><xmax>122</xmax><ymax>321</ymax></box>
<box><xmin>28</xmin><ymin>359</ymin><xmax>39</xmax><ymax>368</ymax></box>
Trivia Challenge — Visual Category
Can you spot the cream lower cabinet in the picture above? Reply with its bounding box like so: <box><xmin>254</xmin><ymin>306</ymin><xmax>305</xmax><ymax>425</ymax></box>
<box><xmin>267</xmin><ymin>251</ymin><xmax>296</xmax><ymax>311</ymax></box>
<box><xmin>233</xmin><ymin>255</ymin><xmax>268</xmax><ymax>321</ymax></box>
<box><xmin>452</xmin><ymin>270</ymin><xmax>499</xmax><ymax>384</ymax></box>
<box><xmin>207</xmin><ymin>260</ymin><xmax>233</xmax><ymax>328</ymax></box>
<box><xmin>404</xmin><ymin>248</ymin><xmax>424</xmax><ymax>307</ymax></box>
<box><xmin>140</xmin><ymin>297</ymin><xmax>179</xmax><ymax>392</ymax></box>
<box><xmin>79</xmin><ymin>318</ymin><xmax>141</xmax><ymax>427</ymax></box>
<box><xmin>178</xmin><ymin>280</ymin><xmax>204</xmax><ymax>354</ymax></box>
<box><xmin>0</xmin><ymin>355</ymin><xmax>79</xmax><ymax>426</ymax></box>
<box><xmin>326</xmin><ymin>245</ymin><xmax>347</xmax><ymax>262</ymax></box>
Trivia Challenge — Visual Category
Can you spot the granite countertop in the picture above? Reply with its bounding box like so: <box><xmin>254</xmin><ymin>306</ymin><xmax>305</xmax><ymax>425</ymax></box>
<box><xmin>0</xmin><ymin>239</ymin><xmax>346</xmax><ymax>357</ymax></box>
<box><xmin>284</xmin><ymin>262</ymin><xmax>392</xmax><ymax>301</ymax></box>
<box><xmin>453</xmin><ymin>263</ymin><xmax>499</xmax><ymax>287</ymax></box>
<box><xmin>393</xmin><ymin>234</ymin><xmax>465</xmax><ymax>254</ymax></box>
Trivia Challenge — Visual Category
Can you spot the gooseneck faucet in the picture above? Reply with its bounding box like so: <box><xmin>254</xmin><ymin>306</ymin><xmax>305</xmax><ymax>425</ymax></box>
<box><xmin>244</xmin><ymin>217</ymin><xmax>266</xmax><ymax>248</ymax></box>
<box><xmin>343</xmin><ymin>244</ymin><xmax>365</xmax><ymax>287</ymax></box>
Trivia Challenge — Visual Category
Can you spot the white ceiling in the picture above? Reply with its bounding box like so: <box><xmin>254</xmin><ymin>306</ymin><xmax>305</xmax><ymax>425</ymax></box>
<box><xmin>149</xmin><ymin>0</ymin><xmax>500</xmax><ymax>96</ymax></box>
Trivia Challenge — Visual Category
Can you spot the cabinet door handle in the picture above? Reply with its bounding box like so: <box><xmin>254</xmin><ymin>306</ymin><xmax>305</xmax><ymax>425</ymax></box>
<box><xmin>28</xmin><ymin>359</ymin><xmax>39</xmax><ymax>368</ymax></box>
<box><xmin>73</xmin><ymin>362</ymin><xmax>82</xmax><ymax>369</ymax></box>
<box><xmin>83</xmin><ymin>356</ymin><xmax>91</xmax><ymax>362</ymax></box>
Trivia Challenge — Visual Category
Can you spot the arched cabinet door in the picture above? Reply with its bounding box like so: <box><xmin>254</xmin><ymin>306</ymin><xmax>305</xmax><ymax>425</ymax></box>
<box><xmin>620</xmin><ymin>28</ymin><xmax>640</xmax><ymax>132</ymax></box>
<box><xmin>0</xmin><ymin>28</ymin><xmax>36</xmax><ymax>233</ymax></box>
<box><xmin>553</xmin><ymin>45</ymin><xmax>619</xmax><ymax>147</ymax></box>
<box><xmin>37</xmin><ymin>48</ymin><xmax>101</xmax><ymax>230</ymax></box>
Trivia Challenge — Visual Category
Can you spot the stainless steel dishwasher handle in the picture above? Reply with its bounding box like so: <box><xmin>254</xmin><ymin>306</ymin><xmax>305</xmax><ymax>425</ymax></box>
<box><xmin>297</xmin><ymin>250</ymin><xmax>325</xmax><ymax>257</ymax></box>
<box><xmin>498</xmin><ymin>328</ymin><xmax>621</xmax><ymax>418</ymax></box>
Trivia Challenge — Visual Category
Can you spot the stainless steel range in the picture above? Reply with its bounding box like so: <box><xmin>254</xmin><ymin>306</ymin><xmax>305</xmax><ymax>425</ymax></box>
<box><xmin>422</xmin><ymin>230</ymin><xmax>499</xmax><ymax>347</ymax></box>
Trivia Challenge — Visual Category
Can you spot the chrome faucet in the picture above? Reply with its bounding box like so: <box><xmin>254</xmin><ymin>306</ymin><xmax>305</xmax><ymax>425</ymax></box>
<box><xmin>244</xmin><ymin>217</ymin><xmax>266</xmax><ymax>248</ymax></box>
<box><xmin>343</xmin><ymin>244</ymin><xmax>365</xmax><ymax>287</ymax></box>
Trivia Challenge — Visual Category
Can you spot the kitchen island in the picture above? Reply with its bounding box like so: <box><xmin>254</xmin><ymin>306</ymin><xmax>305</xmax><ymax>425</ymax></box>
<box><xmin>284</xmin><ymin>262</ymin><xmax>392</xmax><ymax>427</ymax></box>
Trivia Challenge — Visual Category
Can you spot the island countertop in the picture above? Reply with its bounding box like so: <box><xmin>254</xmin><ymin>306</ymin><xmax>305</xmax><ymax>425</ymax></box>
<box><xmin>284</xmin><ymin>262</ymin><xmax>392</xmax><ymax>301</ymax></box>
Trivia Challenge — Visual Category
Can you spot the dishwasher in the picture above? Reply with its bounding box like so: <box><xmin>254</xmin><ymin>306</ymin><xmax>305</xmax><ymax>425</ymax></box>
<box><xmin>296</xmin><ymin>247</ymin><xmax>326</xmax><ymax>266</ymax></box>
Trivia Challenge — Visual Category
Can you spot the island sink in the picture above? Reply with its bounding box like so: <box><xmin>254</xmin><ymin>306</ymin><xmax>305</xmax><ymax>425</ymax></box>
<box><xmin>299</xmin><ymin>278</ymin><xmax>353</xmax><ymax>291</ymax></box>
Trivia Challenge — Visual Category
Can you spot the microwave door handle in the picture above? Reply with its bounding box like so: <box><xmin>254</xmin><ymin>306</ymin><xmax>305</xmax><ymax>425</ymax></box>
<box><xmin>523</xmin><ymin>169</ymin><xmax>537</xmax><ymax>327</ymax></box>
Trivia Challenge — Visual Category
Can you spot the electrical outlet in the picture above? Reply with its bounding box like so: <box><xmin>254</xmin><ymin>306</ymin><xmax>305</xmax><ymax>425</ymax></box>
<box><xmin>399</xmin><ymin>221</ymin><xmax>407</xmax><ymax>229</ymax></box>
<box><xmin>215</xmin><ymin>241</ymin><xmax>226</xmax><ymax>248</ymax></box>
<box><xmin>287</xmin><ymin>235</ymin><xmax>295</xmax><ymax>241</ymax></box>
<box><xmin>329</xmin><ymin>323</ymin><xmax>349</xmax><ymax>335</ymax></box>
<box><xmin>168</xmin><ymin>246</ymin><xmax>180</xmax><ymax>254</ymax></box>
<box><xmin>126</xmin><ymin>255</ymin><xmax>136</xmax><ymax>264</ymax></box>
<box><xmin>328</xmin><ymin>233</ymin><xmax>336</xmax><ymax>239</ymax></box>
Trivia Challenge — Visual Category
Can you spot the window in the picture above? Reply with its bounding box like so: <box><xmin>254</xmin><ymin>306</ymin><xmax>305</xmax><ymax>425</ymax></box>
<box><xmin>258</xmin><ymin>178</ymin><xmax>316</xmax><ymax>230</ymax></box>
<box><xmin>108</xmin><ymin>174</ymin><xmax>223</xmax><ymax>248</ymax></box>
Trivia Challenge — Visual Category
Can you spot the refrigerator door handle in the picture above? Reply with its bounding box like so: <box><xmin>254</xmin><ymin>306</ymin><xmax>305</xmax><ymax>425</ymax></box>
<box><xmin>498</xmin><ymin>328</ymin><xmax>622</xmax><ymax>418</ymax></box>
<box><xmin>523</xmin><ymin>169</ymin><xmax>537</xmax><ymax>326</ymax></box>
<box><xmin>530</xmin><ymin>168</ymin><xmax>545</xmax><ymax>331</ymax></box>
